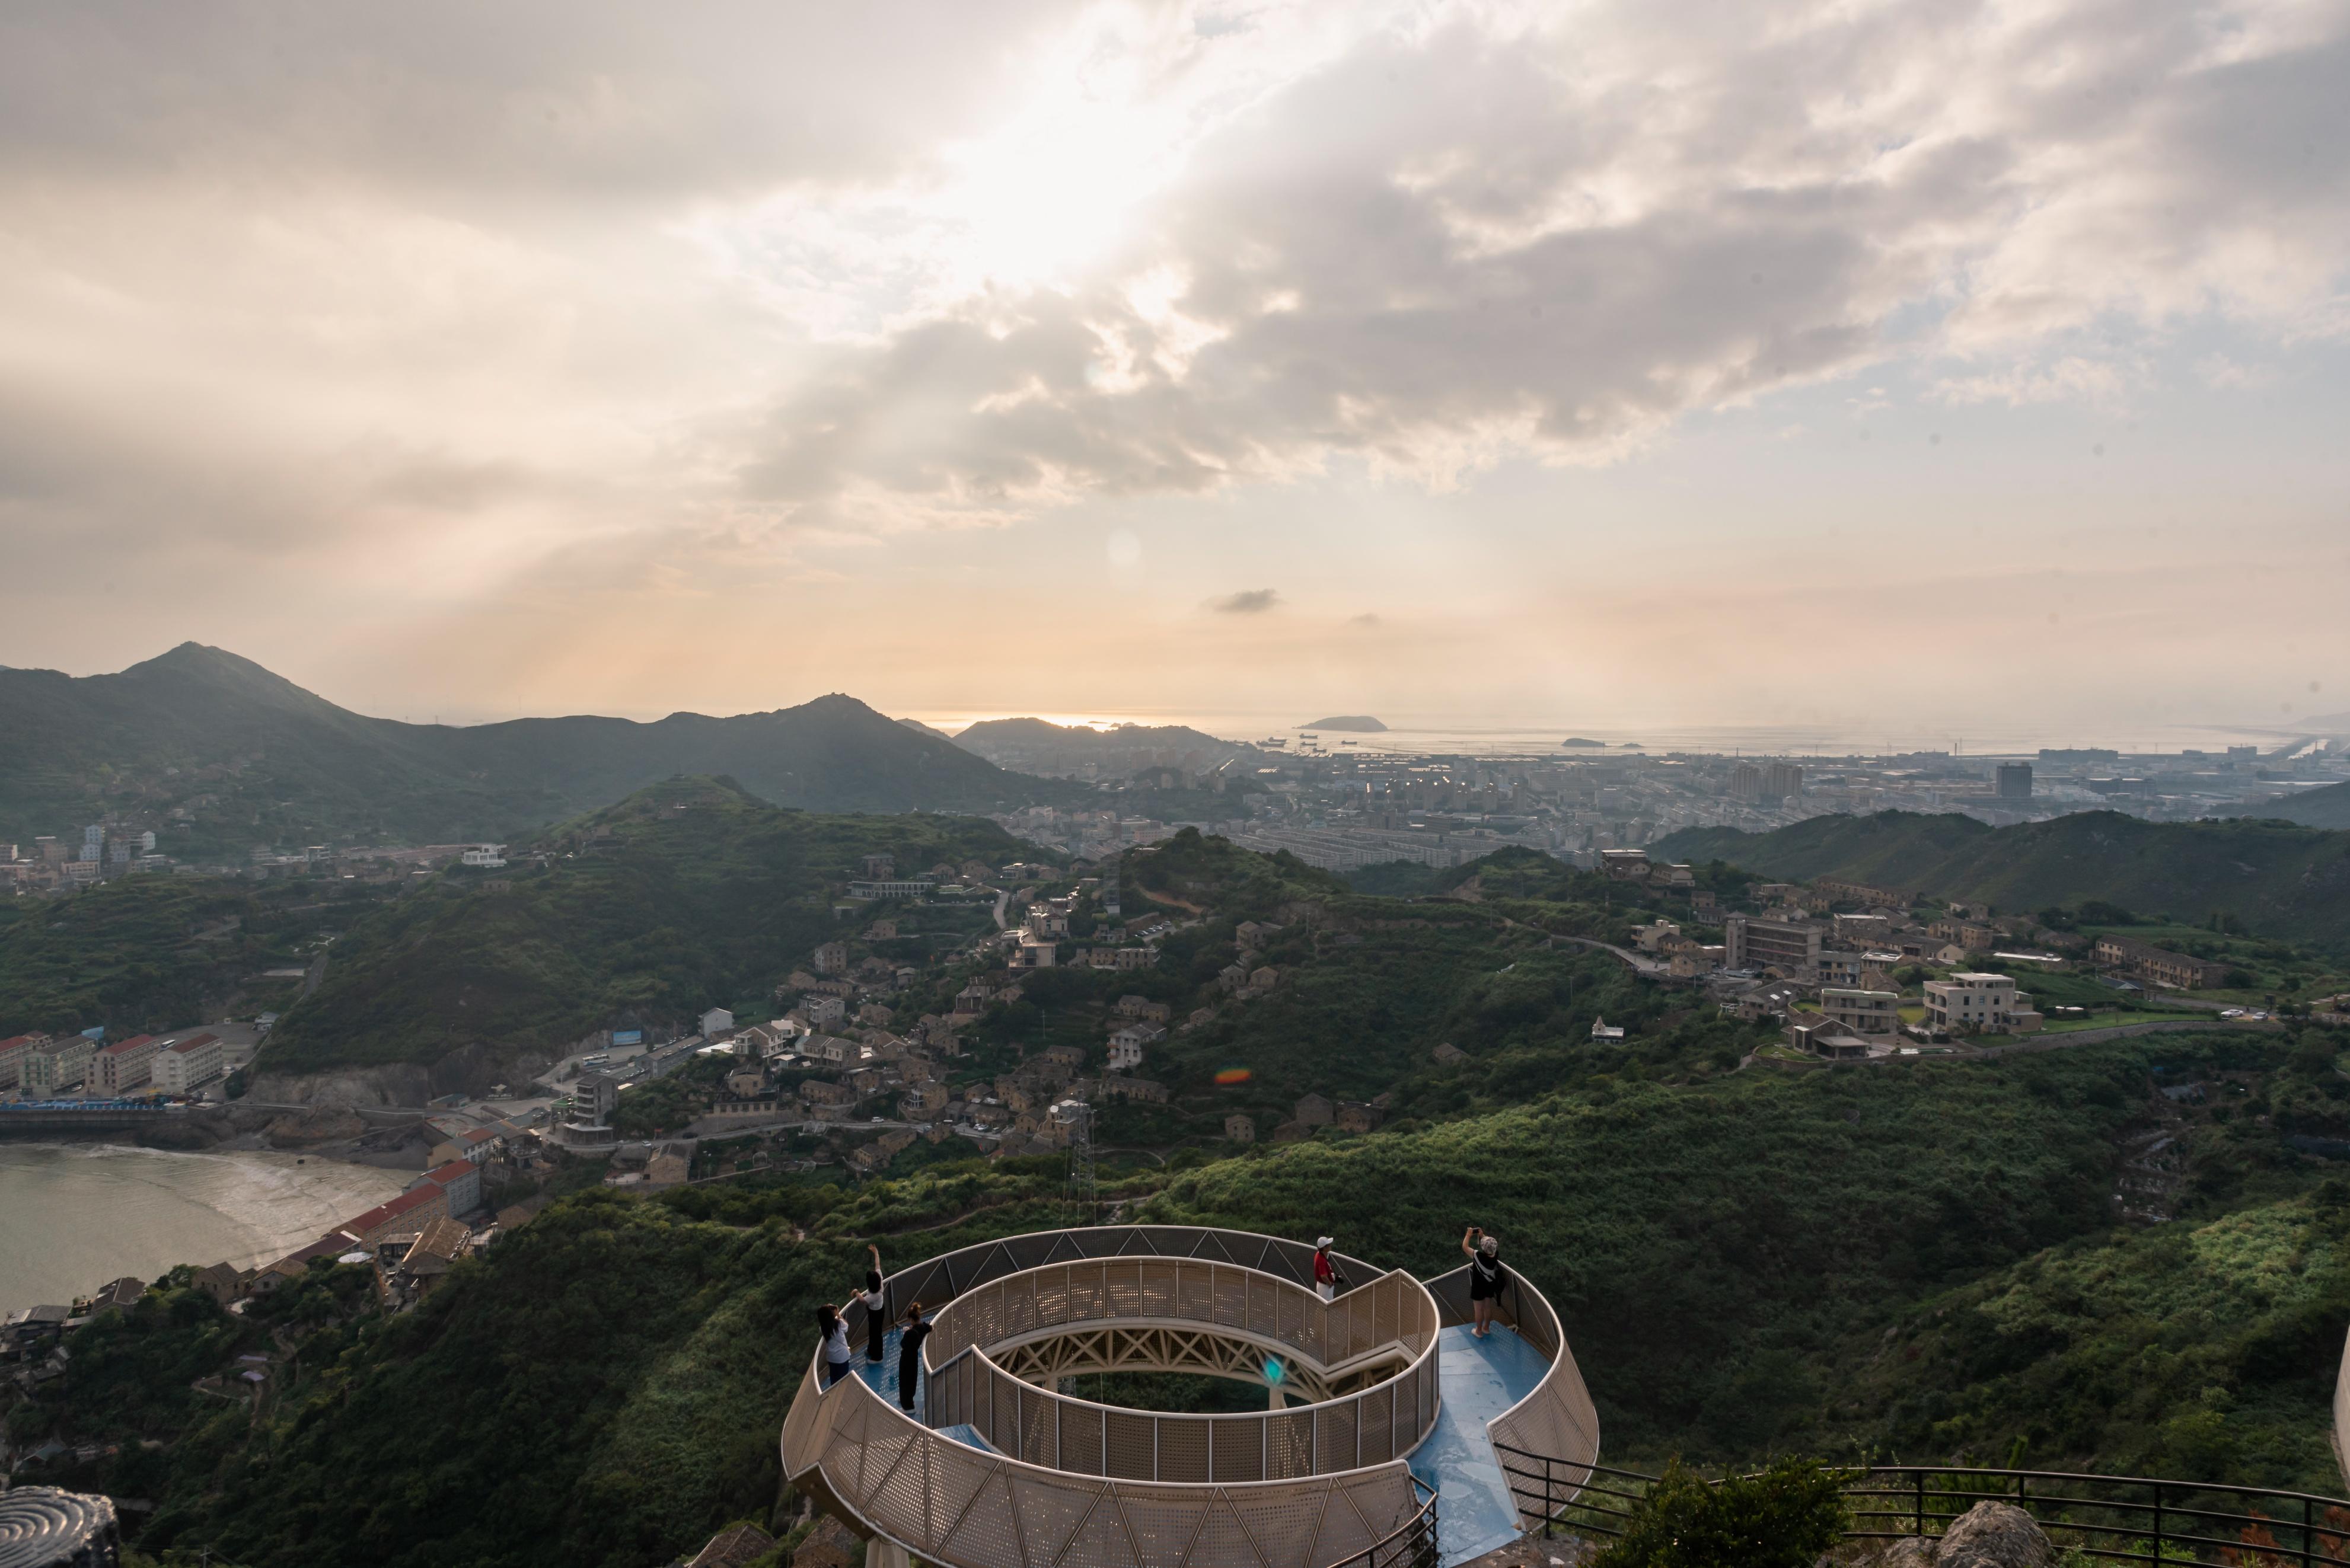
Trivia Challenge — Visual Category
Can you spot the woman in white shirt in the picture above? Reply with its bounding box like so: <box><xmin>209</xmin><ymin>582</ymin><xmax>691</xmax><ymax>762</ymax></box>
<box><xmin>815</xmin><ymin>1302</ymin><xmax>854</xmax><ymax>1388</ymax></box>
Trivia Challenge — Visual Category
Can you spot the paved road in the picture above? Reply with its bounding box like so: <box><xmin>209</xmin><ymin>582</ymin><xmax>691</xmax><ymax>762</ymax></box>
<box><xmin>1550</xmin><ymin>933</ymin><xmax>1666</xmax><ymax>976</ymax></box>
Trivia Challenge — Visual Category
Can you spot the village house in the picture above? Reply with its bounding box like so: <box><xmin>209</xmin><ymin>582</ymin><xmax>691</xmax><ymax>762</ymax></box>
<box><xmin>1225</xmin><ymin>1113</ymin><xmax>1256</xmax><ymax>1144</ymax></box>
<box><xmin>2093</xmin><ymin>935</ymin><xmax>2231</xmax><ymax>990</ymax></box>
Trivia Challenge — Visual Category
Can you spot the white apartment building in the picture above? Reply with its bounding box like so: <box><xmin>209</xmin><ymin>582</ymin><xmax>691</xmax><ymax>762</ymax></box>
<box><xmin>95</xmin><ymin>1033</ymin><xmax>165</xmax><ymax>1093</ymax></box>
<box><xmin>0</xmin><ymin>1033</ymin><xmax>49</xmax><ymax>1089</ymax></box>
<box><xmin>23</xmin><ymin>1037</ymin><xmax>96</xmax><ymax>1096</ymax></box>
<box><xmin>1922</xmin><ymin>974</ymin><xmax>2042</xmax><ymax>1035</ymax></box>
<box><xmin>848</xmin><ymin>878</ymin><xmax>933</xmax><ymax>900</ymax></box>
<box><xmin>151</xmin><ymin>1032</ymin><xmax>225</xmax><ymax>1094</ymax></box>
<box><xmin>1819</xmin><ymin>989</ymin><xmax>1902</xmax><ymax>1037</ymax></box>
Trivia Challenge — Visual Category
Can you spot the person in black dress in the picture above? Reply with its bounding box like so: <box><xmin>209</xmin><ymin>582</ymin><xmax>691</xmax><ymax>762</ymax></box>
<box><xmin>861</xmin><ymin>1243</ymin><xmax>888</xmax><ymax>1362</ymax></box>
<box><xmin>1462</xmin><ymin>1227</ymin><xmax>1509</xmax><ymax>1338</ymax></box>
<box><xmin>897</xmin><ymin>1302</ymin><xmax>933</xmax><ymax>1415</ymax></box>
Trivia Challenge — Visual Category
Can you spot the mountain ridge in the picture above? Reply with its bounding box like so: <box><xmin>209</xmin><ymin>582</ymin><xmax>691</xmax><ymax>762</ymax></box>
<box><xmin>0</xmin><ymin>644</ymin><xmax>1069</xmax><ymax>846</ymax></box>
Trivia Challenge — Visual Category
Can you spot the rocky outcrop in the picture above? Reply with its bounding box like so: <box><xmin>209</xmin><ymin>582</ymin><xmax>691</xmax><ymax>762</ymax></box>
<box><xmin>262</xmin><ymin>1104</ymin><xmax>368</xmax><ymax>1145</ymax></box>
<box><xmin>1859</xmin><ymin>1503</ymin><xmax>2054</xmax><ymax>1568</ymax></box>
<box><xmin>250</xmin><ymin>1040</ymin><xmax>556</xmax><ymax>1109</ymax></box>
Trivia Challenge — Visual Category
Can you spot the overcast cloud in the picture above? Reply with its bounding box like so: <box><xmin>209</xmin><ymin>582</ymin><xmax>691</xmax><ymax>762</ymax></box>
<box><xmin>0</xmin><ymin>0</ymin><xmax>2342</xmax><ymax>728</ymax></box>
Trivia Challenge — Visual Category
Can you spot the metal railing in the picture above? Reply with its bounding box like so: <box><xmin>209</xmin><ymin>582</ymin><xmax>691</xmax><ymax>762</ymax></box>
<box><xmin>1324</xmin><ymin>1478</ymin><xmax>1440</xmax><ymax>1568</ymax></box>
<box><xmin>782</xmin><ymin>1227</ymin><xmax>1443</xmax><ymax>1568</ymax></box>
<box><xmin>916</xmin><ymin>1257</ymin><xmax>1444</xmax><ymax>1481</ymax></box>
<box><xmin>1495</xmin><ymin>1452</ymin><xmax>2350</xmax><ymax>1567</ymax></box>
<box><xmin>1424</xmin><ymin>1264</ymin><xmax>1602</xmax><ymax>1528</ymax></box>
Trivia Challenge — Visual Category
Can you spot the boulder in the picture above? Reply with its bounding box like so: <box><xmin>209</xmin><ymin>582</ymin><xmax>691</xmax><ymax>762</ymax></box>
<box><xmin>1936</xmin><ymin>1502</ymin><xmax>2053</xmax><ymax>1568</ymax></box>
<box><xmin>1849</xmin><ymin>1504</ymin><xmax>2052</xmax><ymax>1568</ymax></box>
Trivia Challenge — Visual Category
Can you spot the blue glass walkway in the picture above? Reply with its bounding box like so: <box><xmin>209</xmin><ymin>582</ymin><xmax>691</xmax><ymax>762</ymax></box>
<box><xmin>1410</xmin><ymin>1324</ymin><xmax>1551</xmax><ymax>1566</ymax></box>
<box><xmin>853</xmin><ymin>1324</ymin><xmax>923</xmax><ymax>1414</ymax></box>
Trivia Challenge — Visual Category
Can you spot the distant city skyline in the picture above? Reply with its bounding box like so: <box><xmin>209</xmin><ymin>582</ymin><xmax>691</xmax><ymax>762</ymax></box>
<box><xmin>1</xmin><ymin>1</ymin><xmax>2344</xmax><ymax>733</ymax></box>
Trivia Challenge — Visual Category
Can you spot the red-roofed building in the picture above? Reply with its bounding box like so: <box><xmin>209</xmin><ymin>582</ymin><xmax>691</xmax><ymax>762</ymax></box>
<box><xmin>150</xmin><ymin>1032</ymin><xmax>223</xmax><ymax>1094</ymax></box>
<box><xmin>343</xmin><ymin>1186</ymin><xmax>449</xmax><ymax>1251</ymax></box>
<box><xmin>0</xmin><ymin>1033</ymin><xmax>52</xmax><ymax>1090</ymax></box>
<box><xmin>95</xmin><ymin>1034</ymin><xmax>163</xmax><ymax>1094</ymax></box>
<box><xmin>410</xmin><ymin>1158</ymin><xmax>484</xmax><ymax>1218</ymax></box>
<box><xmin>253</xmin><ymin>1230</ymin><xmax>362</xmax><ymax>1292</ymax></box>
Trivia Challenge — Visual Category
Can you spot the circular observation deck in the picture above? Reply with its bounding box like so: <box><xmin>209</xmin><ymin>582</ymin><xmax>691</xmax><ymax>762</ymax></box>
<box><xmin>780</xmin><ymin>1225</ymin><xmax>1599</xmax><ymax>1568</ymax></box>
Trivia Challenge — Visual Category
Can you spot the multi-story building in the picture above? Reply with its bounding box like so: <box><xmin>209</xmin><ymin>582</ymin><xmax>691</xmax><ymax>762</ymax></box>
<box><xmin>812</xmin><ymin>942</ymin><xmax>849</xmax><ymax>976</ymax></box>
<box><xmin>0</xmin><ymin>1033</ymin><xmax>51</xmax><ymax>1089</ymax></box>
<box><xmin>1814</xmin><ymin>877</ymin><xmax>1911</xmax><ymax>910</ymax></box>
<box><xmin>1764</xmin><ymin>762</ymin><xmax>1804</xmax><ymax>801</ymax></box>
<box><xmin>1923</xmin><ymin>973</ymin><xmax>2042</xmax><ymax>1034</ymax></box>
<box><xmin>150</xmin><ymin>1032</ymin><xmax>224</xmax><ymax>1094</ymax></box>
<box><xmin>1724</xmin><ymin>913</ymin><xmax>1824</xmax><ymax>977</ymax></box>
<box><xmin>1815</xmin><ymin>950</ymin><xmax>1869</xmax><ymax>988</ymax></box>
<box><xmin>94</xmin><ymin>1033</ymin><xmax>164</xmax><ymax>1093</ymax></box>
<box><xmin>1929</xmin><ymin>918</ymin><xmax>1998</xmax><ymax>953</ymax></box>
<box><xmin>2093</xmin><ymin>935</ymin><xmax>2230</xmax><ymax>990</ymax></box>
<box><xmin>1819</xmin><ymin>988</ymin><xmax>1902</xmax><ymax>1037</ymax></box>
<box><xmin>1995</xmin><ymin>762</ymin><xmax>2033</xmax><ymax>800</ymax></box>
<box><xmin>1833</xmin><ymin>913</ymin><xmax>1893</xmax><ymax>948</ymax></box>
<box><xmin>22</xmin><ymin>1036</ymin><xmax>96</xmax><ymax>1096</ymax></box>
<box><xmin>849</xmin><ymin>878</ymin><xmax>933</xmax><ymax>900</ymax></box>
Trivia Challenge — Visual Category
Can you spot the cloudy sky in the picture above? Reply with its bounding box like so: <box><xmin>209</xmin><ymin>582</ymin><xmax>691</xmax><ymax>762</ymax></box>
<box><xmin>2</xmin><ymin>0</ymin><xmax>2345</xmax><ymax>737</ymax></box>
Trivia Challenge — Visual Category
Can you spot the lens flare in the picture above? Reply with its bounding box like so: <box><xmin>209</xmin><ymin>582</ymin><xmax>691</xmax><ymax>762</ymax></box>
<box><xmin>1214</xmin><ymin>1066</ymin><xmax>1251</xmax><ymax>1085</ymax></box>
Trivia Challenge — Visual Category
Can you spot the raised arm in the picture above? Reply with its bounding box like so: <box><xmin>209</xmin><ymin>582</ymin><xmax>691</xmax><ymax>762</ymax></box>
<box><xmin>1461</xmin><ymin>1226</ymin><xmax>1478</xmax><ymax>1257</ymax></box>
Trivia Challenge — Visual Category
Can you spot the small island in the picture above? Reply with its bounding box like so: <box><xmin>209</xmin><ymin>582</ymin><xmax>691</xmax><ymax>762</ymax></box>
<box><xmin>1560</xmin><ymin>736</ymin><xmax>1606</xmax><ymax>748</ymax></box>
<box><xmin>1301</xmin><ymin>715</ymin><xmax>1387</xmax><ymax>732</ymax></box>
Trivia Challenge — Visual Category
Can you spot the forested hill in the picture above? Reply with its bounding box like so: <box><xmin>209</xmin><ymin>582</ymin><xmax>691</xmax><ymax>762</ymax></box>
<box><xmin>951</xmin><ymin>716</ymin><xmax>1249</xmax><ymax>771</ymax></box>
<box><xmin>253</xmin><ymin>777</ymin><xmax>1028</xmax><ymax>1083</ymax></box>
<box><xmin>0</xmin><ymin>643</ymin><xmax>1061</xmax><ymax>848</ymax></box>
<box><xmin>1653</xmin><ymin>809</ymin><xmax>2350</xmax><ymax>950</ymax></box>
<box><xmin>2267</xmin><ymin>780</ymin><xmax>2350</xmax><ymax>830</ymax></box>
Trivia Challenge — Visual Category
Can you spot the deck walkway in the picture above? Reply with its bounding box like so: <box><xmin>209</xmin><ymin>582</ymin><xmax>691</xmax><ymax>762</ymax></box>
<box><xmin>859</xmin><ymin>1319</ymin><xmax>1544</xmax><ymax>1566</ymax></box>
<box><xmin>1411</xmin><ymin>1324</ymin><xmax>1551</xmax><ymax>1566</ymax></box>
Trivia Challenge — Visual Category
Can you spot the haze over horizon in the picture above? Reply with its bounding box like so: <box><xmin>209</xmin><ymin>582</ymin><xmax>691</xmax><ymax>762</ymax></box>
<box><xmin>2</xmin><ymin>1</ymin><xmax>2345</xmax><ymax>734</ymax></box>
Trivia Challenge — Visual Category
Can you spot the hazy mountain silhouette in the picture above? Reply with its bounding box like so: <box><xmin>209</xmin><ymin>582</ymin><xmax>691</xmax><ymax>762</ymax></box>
<box><xmin>0</xmin><ymin>644</ymin><xmax>1054</xmax><ymax>842</ymax></box>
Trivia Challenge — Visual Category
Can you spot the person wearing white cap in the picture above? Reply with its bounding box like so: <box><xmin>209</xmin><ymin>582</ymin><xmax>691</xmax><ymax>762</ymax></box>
<box><xmin>1462</xmin><ymin>1227</ymin><xmax>1509</xmax><ymax>1338</ymax></box>
<box><xmin>1311</xmin><ymin>1236</ymin><xmax>1348</xmax><ymax>1302</ymax></box>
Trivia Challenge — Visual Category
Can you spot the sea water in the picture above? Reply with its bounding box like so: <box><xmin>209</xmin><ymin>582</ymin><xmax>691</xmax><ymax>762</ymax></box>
<box><xmin>0</xmin><ymin>1143</ymin><xmax>404</xmax><ymax>1314</ymax></box>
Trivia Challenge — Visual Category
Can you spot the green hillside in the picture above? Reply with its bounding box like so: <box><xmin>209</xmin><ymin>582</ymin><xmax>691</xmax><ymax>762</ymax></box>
<box><xmin>254</xmin><ymin>777</ymin><xmax>1028</xmax><ymax>1077</ymax></box>
<box><xmin>1654</xmin><ymin>810</ymin><xmax>2350</xmax><ymax>951</ymax></box>
<box><xmin>2269</xmin><ymin>780</ymin><xmax>2350</xmax><ymax>830</ymax></box>
<box><xmin>951</xmin><ymin>835</ymin><xmax>1663</xmax><ymax>1138</ymax></box>
<box><xmin>0</xmin><ymin>876</ymin><xmax>393</xmax><ymax>1039</ymax></box>
<box><xmin>23</xmin><ymin>1028</ymin><xmax>2350</xmax><ymax>1568</ymax></box>
<box><xmin>0</xmin><ymin>643</ymin><xmax>1063</xmax><ymax>851</ymax></box>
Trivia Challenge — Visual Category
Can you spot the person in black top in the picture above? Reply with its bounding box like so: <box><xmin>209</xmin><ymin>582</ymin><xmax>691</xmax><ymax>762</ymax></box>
<box><xmin>897</xmin><ymin>1302</ymin><xmax>934</xmax><ymax>1415</ymax></box>
<box><xmin>1462</xmin><ymin>1227</ymin><xmax>1509</xmax><ymax>1339</ymax></box>
<box><xmin>861</xmin><ymin>1243</ymin><xmax>888</xmax><ymax>1362</ymax></box>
